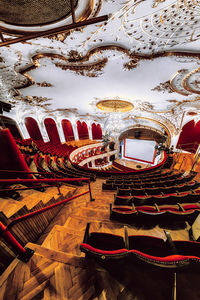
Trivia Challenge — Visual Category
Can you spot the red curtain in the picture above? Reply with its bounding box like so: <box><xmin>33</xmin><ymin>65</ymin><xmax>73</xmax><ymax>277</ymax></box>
<box><xmin>91</xmin><ymin>123</ymin><xmax>102</xmax><ymax>139</ymax></box>
<box><xmin>44</xmin><ymin>118</ymin><xmax>61</xmax><ymax>144</ymax></box>
<box><xmin>96</xmin><ymin>124</ymin><xmax>102</xmax><ymax>139</ymax></box>
<box><xmin>0</xmin><ymin>129</ymin><xmax>32</xmax><ymax>179</ymax></box>
<box><xmin>176</xmin><ymin>120</ymin><xmax>198</xmax><ymax>153</ymax></box>
<box><xmin>25</xmin><ymin>117</ymin><xmax>43</xmax><ymax>141</ymax></box>
<box><xmin>61</xmin><ymin>119</ymin><xmax>75</xmax><ymax>141</ymax></box>
<box><xmin>77</xmin><ymin>120</ymin><xmax>89</xmax><ymax>140</ymax></box>
<box><xmin>194</xmin><ymin>120</ymin><xmax>200</xmax><ymax>145</ymax></box>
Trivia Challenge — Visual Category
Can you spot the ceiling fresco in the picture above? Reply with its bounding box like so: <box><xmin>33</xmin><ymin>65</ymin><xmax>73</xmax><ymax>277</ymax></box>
<box><xmin>0</xmin><ymin>0</ymin><xmax>200</xmax><ymax>135</ymax></box>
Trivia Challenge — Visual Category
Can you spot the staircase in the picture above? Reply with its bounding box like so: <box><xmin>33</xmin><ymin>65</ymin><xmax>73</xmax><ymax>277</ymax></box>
<box><xmin>0</xmin><ymin>178</ymin><xmax>198</xmax><ymax>300</ymax></box>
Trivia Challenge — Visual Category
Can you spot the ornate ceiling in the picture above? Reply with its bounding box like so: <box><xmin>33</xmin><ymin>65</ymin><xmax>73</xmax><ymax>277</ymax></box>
<box><xmin>0</xmin><ymin>0</ymin><xmax>200</xmax><ymax>138</ymax></box>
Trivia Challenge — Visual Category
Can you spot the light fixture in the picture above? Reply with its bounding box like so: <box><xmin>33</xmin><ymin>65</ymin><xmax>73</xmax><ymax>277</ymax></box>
<box><xmin>97</xmin><ymin>99</ymin><xmax>133</xmax><ymax>137</ymax></box>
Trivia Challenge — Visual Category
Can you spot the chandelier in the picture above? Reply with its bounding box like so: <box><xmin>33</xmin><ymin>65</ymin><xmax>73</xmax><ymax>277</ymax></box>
<box><xmin>105</xmin><ymin>113</ymin><xmax>126</xmax><ymax>136</ymax></box>
<box><xmin>97</xmin><ymin>99</ymin><xmax>133</xmax><ymax>136</ymax></box>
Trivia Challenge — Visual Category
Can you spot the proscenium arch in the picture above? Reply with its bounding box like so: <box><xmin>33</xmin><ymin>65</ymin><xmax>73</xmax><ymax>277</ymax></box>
<box><xmin>119</xmin><ymin>126</ymin><xmax>167</xmax><ymax>144</ymax></box>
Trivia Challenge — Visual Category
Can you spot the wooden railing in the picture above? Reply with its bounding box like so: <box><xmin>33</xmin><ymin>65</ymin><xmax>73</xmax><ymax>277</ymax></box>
<box><xmin>0</xmin><ymin>177</ymin><xmax>94</xmax><ymax>262</ymax></box>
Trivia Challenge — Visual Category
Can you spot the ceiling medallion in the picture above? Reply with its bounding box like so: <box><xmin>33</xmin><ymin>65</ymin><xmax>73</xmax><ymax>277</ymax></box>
<box><xmin>96</xmin><ymin>100</ymin><xmax>133</xmax><ymax>112</ymax></box>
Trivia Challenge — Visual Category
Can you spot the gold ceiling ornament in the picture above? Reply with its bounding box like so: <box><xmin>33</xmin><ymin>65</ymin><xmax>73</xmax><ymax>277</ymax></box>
<box><xmin>96</xmin><ymin>100</ymin><xmax>133</xmax><ymax>112</ymax></box>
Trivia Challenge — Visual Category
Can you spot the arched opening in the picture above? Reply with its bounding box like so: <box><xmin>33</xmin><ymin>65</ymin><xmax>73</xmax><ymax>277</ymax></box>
<box><xmin>25</xmin><ymin>117</ymin><xmax>43</xmax><ymax>141</ymax></box>
<box><xmin>92</xmin><ymin>123</ymin><xmax>102</xmax><ymax>139</ymax></box>
<box><xmin>77</xmin><ymin>120</ymin><xmax>89</xmax><ymax>140</ymax></box>
<box><xmin>177</xmin><ymin>120</ymin><xmax>198</xmax><ymax>153</ymax></box>
<box><xmin>61</xmin><ymin>119</ymin><xmax>75</xmax><ymax>141</ymax></box>
<box><xmin>44</xmin><ymin>118</ymin><xmax>61</xmax><ymax>144</ymax></box>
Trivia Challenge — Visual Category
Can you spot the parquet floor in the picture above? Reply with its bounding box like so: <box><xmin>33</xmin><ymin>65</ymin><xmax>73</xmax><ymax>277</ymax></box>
<box><xmin>1</xmin><ymin>177</ymin><xmax>200</xmax><ymax>299</ymax></box>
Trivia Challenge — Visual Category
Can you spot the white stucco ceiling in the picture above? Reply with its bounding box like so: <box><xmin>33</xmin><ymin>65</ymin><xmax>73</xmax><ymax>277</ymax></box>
<box><xmin>0</xmin><ymin>0</ymin><xmax>200</xmax><ymax>134</ymax></box>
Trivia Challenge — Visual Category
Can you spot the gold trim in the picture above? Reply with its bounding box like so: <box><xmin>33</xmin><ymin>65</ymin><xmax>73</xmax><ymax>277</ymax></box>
<box><xmin>170</xmin><ymin>70</ymin><xmax>191</xmax><ymax>96</ymax></box>
<box><xmin>0</xmin><ymin>0</ymin><xmax>95</xmax><ymax>35</ymax></box>
<box><xmin>96</xmin><ymin>100</ymin><xmax>133</xmax><ymax>112</ymax></box>
<box><xmin>13</xmin><ymin>48</ymin><xmax>200</xmax><ymax>114</ymax></box>
<box><xmin>182</xmin><ymin>67</ymin><xmax>200</xmax><ymax>95</ymax></box>
<box><xmin>135</xmin><ymin>116</ymin><xmax>171</xmax><ymax>146</ymax></box>
<box><xmin>0</xmin><ymin>0</ymin><xmax>79</xmax><ymax>28</ymax></box>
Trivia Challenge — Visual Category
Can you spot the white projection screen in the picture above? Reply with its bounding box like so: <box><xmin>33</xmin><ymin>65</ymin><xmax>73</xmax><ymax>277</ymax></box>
<box><xmin>124</xmin><ymin>139</ymin><xmax>157</xmax><ymax>163</ymax></box>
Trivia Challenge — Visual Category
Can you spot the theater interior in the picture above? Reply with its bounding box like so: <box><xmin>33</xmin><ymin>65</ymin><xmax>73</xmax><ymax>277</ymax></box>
<box><xmin>0</xmin><ymin>0</ymin><xmax>200</xmax><ymax>299</ymax></box>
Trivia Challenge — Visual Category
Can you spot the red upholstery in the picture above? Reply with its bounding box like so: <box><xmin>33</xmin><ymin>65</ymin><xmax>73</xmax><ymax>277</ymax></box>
<box><xmin>77</xmin><ymin>120</ymin><xmax>89</xmax><ymax>140</ymax></box>
<box><xmin>61</xmin><ymin>119</ymin><xmax>75</xmax><ymax>141</ymax></box>
<box><xmin>0</xmin><ymin>129</ymin><xmax>32</xmax><ymax>179</ymax></box>
<box><xmin>44</xmin><ymin>118</ymin><xmax>61</xmax><ymax>144</ymax></box>
<box><xmin>25</xmin><ymin>117</ymin><xmax>43</xmax><ymax>141</ymax></box>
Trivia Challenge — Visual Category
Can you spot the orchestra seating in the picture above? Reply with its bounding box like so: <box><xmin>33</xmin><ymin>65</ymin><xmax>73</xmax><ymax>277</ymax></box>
<box><xmin>80</xmin><ymin>224</ymin><xmax>200</xmax><ymax>269</ymax></box>
<box><xmin>110</xmin><ymin>202</ymin><xmax>200</xmax><ymax>224</ymax></box>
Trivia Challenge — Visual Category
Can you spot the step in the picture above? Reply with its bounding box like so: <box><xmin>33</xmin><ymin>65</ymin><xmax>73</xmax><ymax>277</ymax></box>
<box><xmin>72</xmin><ymin>207</ymin><xmax>110</xmax><ymax>221</ymax></box>
<box><xmin>42</xmin><ymin>225</ymin><xmax>84</xmax><ymax>256</ymax></box>
<box><xmin>85</xmin><ymin>202</ymin><xmax>110</xmax><ymax>211</ymax></box>
<box><xmin>0</xmin><ymin>242</ymin><xmax>101</xmax><ymax>300</ymax></box>
<box><xmin>0</xmin><ymin>186</ymin><xmax>76</xmax><ymax>219</ymax></box>
<box><xmin>64</xmin><ymin>215</ymin><xmax>168</xmax><ymax>239</ymax></box>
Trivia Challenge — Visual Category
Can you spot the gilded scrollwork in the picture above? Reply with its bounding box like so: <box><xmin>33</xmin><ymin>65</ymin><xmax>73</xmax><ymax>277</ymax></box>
<box><xmin>151</xmin><ymin>80</ymin><xmax>174</xmax><ymax>94</ymax></box>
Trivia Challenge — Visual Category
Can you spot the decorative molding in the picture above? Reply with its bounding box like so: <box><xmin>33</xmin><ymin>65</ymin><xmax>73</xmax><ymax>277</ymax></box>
<box><xmin>151</xmin><ymin>80</ymin><xmax>174</xmax><ymax>94</ymax></box>
<box><xmin>96</xmin><ymin>99</ymin><xmax>133</xmax><ymax>112</ymax></box>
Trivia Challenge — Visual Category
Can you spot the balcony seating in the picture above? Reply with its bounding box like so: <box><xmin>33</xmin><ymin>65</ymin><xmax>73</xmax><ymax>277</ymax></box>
<box><xmin>61</xmin><ymin>159</ymin><xmax>96</xmax><ymax>181</ymax></box>
<box><xmin>34</xmin><ymin>154</ymin><xmax>53</xmax><ymax>177</ymax></box>
<box><xmin>80</xmin><ymin>225</ymin><xmax>200</xmax><ymax>268</ymax></box>
<box><xmin>35</xmin><ymin>140</ymin><xmax>76</xmax><ymax>158</ymax></box>
<box><xmin>110</xmin><ymin>202</ymin><xmax>200</xmax><ymax>224</ymax></box>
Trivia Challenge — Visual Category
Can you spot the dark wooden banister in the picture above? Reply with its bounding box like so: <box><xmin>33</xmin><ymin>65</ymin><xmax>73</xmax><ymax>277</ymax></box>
<box><xmin>7</xmin><ymin>190</ymin><xmax>90</xmax><ymax>229</ymax></box>
<box><xmin>0</xmin><ymin>169</ymin><xmax>64</xmax><ymax>194</ymax></box>
<box><xmin>0</xmin><ymin>177</ymin><xmax>95</xmax><ymax>262</ymax></box>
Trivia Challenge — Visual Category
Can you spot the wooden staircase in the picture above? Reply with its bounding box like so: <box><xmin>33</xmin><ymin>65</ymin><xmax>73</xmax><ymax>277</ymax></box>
<box><xmin>0</xmin><ymin>178</ymin><xmax>199</xmax><ymax>299</ymax></box>
<box><xmin>0</xmin><ymin>184</ymin><xmax>77</xmax><ymax>274</ymax></box>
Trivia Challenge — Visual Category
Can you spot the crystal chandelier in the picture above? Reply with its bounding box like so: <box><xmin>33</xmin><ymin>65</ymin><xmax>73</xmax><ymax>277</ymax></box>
<box><xmin>105</xmin><ymin>113</ymin><xmax>125</xmax><ymax>136</ymax></box>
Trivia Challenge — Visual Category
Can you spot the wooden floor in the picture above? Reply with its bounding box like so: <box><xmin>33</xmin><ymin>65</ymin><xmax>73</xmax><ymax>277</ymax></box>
<box><xmin>1</xmin><ymin>173</ymin><xmax>200</xmax><ymax>299</ymax></box>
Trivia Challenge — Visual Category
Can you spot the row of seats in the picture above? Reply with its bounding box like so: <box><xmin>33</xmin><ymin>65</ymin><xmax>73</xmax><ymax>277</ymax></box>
<box><xmin>80</xmin><ymin>224</ymin><xmax>200</xmax><ymax>269</ymax></box>
<box><xmin>15</xmin><ymin>138</ymin><xmax>37</xmax><ymax>155</ymax></box>
<box><xmin>35</xmin><ymin>140</ymin><xmax>76</xmax><ymax>158</ymax></box>
<box><xmin>110</xmin><ymin>202</ymin><xmax>200</xmax><ymax>223</ymax></box>
<box><xmin>23</xmin><ymin>154</ymin><xmax>33</xmax><ymax>167</ymax></box>
<box><xmin>33</xmin><ymin>153</ymin><xmax>87</xmax><ymax>185</ymax></box>
<box><xmin>114</xmin><ymin>180</ymin><xmax>200</xmax><ymax>196</ymax></box>
<box><xmin>58</xmin><ymin>158</ymin><xmax>96</xmax><ymax>181</ymax></box>
<box><xmin>106</xmin><ymin>171</ymin><xmax>181</xmax><ymax>184</ymax></box>
<box><xmin>103</xmin><ymin>173</ymin><xmax>196</xmax><ymax>191</ymax></box>
<box><xmin>15</xmin><ymin>137</ymin><xmax>33</xmax><ymax>147</ymax></box>
<box><xmin>73</xmin><ymin>146</ymin><xmax>104</xmax><ymax>164</ymax></box>
<box><xmin>108</xmin><ymin>168</ymin><xmax>173</xmax><ymax>179</ymax></box>
<box><xmin>114</xmin><ymin>190</ymin><xmax>200</xmax><ymax>206</ymax></box>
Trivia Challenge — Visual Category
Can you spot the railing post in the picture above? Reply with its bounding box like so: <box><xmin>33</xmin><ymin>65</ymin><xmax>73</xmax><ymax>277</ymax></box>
<box><xmin>178</xmin><ymin>156</ymin><xmax>185</xmax><ymax>171</ymax></box>
<box><xmin>191</xmin><ymin>148</ymin><xmax>200</xmax><ymax>172</ymax></box>
<box><xmin>88</xmin><ymin>180</ymin><xmax>95</xmax><ymax>201</ymax></box>
<box><xmin>53</xmin><ymin>173</ymin><xmax>61</xmax><ymax>195</ymax></box>
<box><xmin>0</xmin><ymin>222</ymin><xmax>34</xmax><ymax>262</ymax></box>
<box><xmin>56</xmin><ymin>179</ymin><xmax>62</xmax><ymax>195</ymax></box>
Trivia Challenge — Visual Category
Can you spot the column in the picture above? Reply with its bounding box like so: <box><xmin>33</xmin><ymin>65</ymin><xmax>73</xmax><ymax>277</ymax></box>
<box><xmin>87</xmin><ymin>122</ymin><xmax>93</xmax><ymax>140</ymax></box>
<box><xmin>56</xmin><ymin>120</ymin><xmax>66</xmax><ymax>143</ymax></box>
<box><xmin>17</xmin><ymin>121</ymin><xmax>30</xmax><ymax>139</ymax></box>
<box><xmin>39</xmin><ymin>120</ymin><xmax>50</xmax><ymax>142</ymax></box>
<box><xmin>72</xmin><ymin>122</ymin><xmax>79</xmax><ymax>141</ymax></box>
